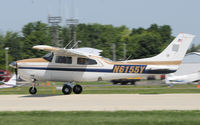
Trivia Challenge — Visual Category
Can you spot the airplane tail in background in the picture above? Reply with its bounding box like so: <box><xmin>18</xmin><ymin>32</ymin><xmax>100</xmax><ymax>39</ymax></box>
<box><xmin>165</xmin><ymin>72</ymin><xmax>200</xmax><ymax>84</ymax></box>
<box><xmin>0</xmin><ymin>75</ymin><xmax>16</xmax><ymax>88</ymax></box>
<box><xmin>5</xmin><ymin>75</ymin><xmax>16</xmax><ymax>86</ymax></box>
<box><xmin>128</xmin><ymin>33</ymin><xmax>195</xmax><ymax>64</ymax></box>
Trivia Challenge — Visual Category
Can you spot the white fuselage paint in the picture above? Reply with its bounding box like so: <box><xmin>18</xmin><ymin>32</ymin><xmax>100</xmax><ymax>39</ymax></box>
<box><xmin>17</xmin><ymin>56</ymin><xmax>177</xmax><ymax>82</ymax></box>
<box><xmin>15</xmin><ymin>33</ymin><xmax>194</xmax><ymax>83</ymax></box>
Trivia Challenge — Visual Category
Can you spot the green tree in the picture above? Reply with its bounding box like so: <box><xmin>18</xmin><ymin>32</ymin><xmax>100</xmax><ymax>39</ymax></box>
<box><xmin>0</xmin><ymin>34</ymin><xmax>5</xmax><ymax>69</ymax></box>
<box><xmin>3</xmin><ymin>32</ymin><xmax>23</xmax><ymax>61</ymax></box>
<box><xmin>127</xmin><ymin>24</ymin><xmax>173</xmax><ymax>59</ymax></box>
<box><xmin>60</xmin><ymin>27</ymin><xmax>70</xmax><ymax>47</ymax></box>
<box><xmin>0</xmin><ymin>22</ymin><xmax>175</xmax><ymax>67</ymax></box>
<box><xmin>77</xmin><ymin>24</ymin><xmax>130</xmax><ymax>60</ymax></box>
<box><xmin>22</xmin><ymin>21</ymin><xmax>50</xmax><ymax>58</ymax></box>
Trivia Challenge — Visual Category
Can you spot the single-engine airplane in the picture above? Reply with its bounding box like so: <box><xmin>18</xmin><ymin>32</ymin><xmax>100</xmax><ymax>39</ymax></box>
<box><xmin>10</xmin><ymin>33</ymin><xmax>194</xmax><ymax>95</ymax></box>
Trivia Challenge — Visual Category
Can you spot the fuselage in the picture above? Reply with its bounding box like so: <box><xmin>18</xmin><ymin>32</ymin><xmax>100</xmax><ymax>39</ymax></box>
<box><xmin>16</xmin><ymin>53</ymin><xmax>178</xmax><ymax>82</ymax></box>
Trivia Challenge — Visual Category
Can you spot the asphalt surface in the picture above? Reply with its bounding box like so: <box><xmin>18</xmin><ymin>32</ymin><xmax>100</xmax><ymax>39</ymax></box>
<box><xmin>0</xmin><ymin>94</ymin><xmax>200</xmax><ymax>111</ymax></box>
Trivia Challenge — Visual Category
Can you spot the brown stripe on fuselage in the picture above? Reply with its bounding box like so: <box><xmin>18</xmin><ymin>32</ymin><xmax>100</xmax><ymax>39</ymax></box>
<box><xmin>110</xmin><ymin>60</ymin><xmax>182</xmax><ymax>65</ymax></box>
<box><xmin>91</xmin><ymin>56</ymin><xmax>182</xmax><ymax>65</ymax></box>
<box><xmin>17</xmin><ymin>58</ymin><xmax>48</xmax><ymax>63</ymax></box>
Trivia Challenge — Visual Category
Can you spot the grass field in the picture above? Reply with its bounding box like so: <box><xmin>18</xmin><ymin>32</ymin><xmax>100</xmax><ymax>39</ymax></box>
<box><xmin>0</xmin><ymin>83</ymin><xmax>200</xmax><ymax>95</ymax></box>
<box><xmin>0</xmin><ymin>111</ymin><xmax>200</xmax><ymax>125</ymax></box>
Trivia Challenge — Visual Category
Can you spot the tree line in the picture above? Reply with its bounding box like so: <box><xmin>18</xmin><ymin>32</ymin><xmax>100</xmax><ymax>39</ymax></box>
<box><xmin>0</xmin><ymin>22</ymin><xmax>174</xmax><ymax>69</ymax></box>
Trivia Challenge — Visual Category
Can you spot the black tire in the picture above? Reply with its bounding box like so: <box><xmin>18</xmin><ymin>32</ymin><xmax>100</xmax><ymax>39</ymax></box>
<box><xmin>73</xmin><ymin>84</ymin><xmax>83</xmax><ymax>94</ymax></box>
<box><xmin>121</xmin><ymin>81</ymin><xmax>128</xmax><ymax>85</ymax></box>
<box><xmin>130</xmin><ymin>81</ymin><xmax>136</xmax><ymax>85</ymax></box>
<box><xmin>62</xmin><ymin>85</ymin><xmax>72</xmax><ymax>95</ymax></box>
<box><xmin>112</xmin><ymin>80</ymin><xmax>118</xmax><ymax>85</ymax></box>
<box><xmin>29</xmin><ymin>87</ymin><xmax>37</xmax><ymax>94</ymax></box>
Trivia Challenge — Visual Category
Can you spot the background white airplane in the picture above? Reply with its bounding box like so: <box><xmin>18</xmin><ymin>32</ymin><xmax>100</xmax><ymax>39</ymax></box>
<box><xmin>11</xmin><ymin>33</ymin><xmax>194</xmax><ymax>95</ymax></box>
<box><xmin>0</xmin><ymin>75</ymin><xmax>16</xmax><ymax>88</ymax></box>
<box><xmin>165</xmin><ymin>72</ymin><xmax>200</xmax><ymax>84</ymax></box>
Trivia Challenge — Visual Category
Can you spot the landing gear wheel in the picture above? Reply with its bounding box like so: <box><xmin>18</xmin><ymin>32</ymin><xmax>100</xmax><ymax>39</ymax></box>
<box><xmin>29</xmin><ymin>87</ymin><xmax>37</xmax><ymax>94</ymax></box>
<box><xmin>62</xmin><ymin>85</ymin><xmax>72</xmax><ymax>95</ymax></box>
<box><xmin>131</xmin><ymin>81</ymin><xmax>136</xmax><ymax>85</ymax></box>
<box><xmin>73</xmin><ymin>84</ymin><xmax>83</xmax><ymax>94</ymax></box>
<box><xmin>121</xmin><ymin>81</ymin><xmax>128</xmax><ymax>85</ymax></box>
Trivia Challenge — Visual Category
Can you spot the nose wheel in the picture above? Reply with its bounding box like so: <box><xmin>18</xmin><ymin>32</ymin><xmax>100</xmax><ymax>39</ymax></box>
<box><xmin>62</xmin><ymin>83</ymin><xmax>83</xmax><ymax>95</ymax></box>
<box><xmin>29</xmin><ymin>78</ymin><xmax>37</xmax><ymax>95</ymax></box>
<box><xmin>29</xmin><ymin>87</ymin><xmax>37</xmax><ymax>94</ymax></box>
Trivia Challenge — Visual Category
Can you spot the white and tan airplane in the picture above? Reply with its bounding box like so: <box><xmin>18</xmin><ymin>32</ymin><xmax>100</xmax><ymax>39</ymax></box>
<box><xmin>11</xmin><ymin>33</ymin><xmax>194</xmax><ymax>95</ymax></box>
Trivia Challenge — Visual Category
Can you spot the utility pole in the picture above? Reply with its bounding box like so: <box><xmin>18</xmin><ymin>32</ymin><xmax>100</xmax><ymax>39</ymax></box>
<box><xmin>123</xmin><ymin>43</ymin><xmax>127</xmax><ymax>60</ymax></box>
<box><xmin>48</xmin><ymin>16</ymin><xmax>62</xmax><ymax>47</ymax></box>
<box><xmin>65</xmin><ymin>0</ymin><xmax>79</xmax><ymax>48</ymax></box>
<box><xmin>66</xmin><ymin>18</ymin><xmax>79</xmax><ymax>48</ymax></box>
<box><xmin>112</xmin><ymin>43</ymin><xmax>116</xmax><ymax>61</ymax></box>
<box><xmin>5</xmin><ymin>47</ymin><xmax>9</xmax><ymax>71</ymax></box>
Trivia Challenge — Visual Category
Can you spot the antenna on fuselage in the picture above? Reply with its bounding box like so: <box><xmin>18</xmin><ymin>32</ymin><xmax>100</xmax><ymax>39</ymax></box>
<box><xmin>71</xmin><ymin>40</ymin><xmax>81</xmax><ymax>49</ymax></box>
<box><xmin>64</xmin><ymin>40</ymin><xmax>73</xmax><ymax>49</ymax></box>
<box><xmin>126</xmin><ymin>55</ymin><xmax>132</xmax><ymax>60</ymax></box>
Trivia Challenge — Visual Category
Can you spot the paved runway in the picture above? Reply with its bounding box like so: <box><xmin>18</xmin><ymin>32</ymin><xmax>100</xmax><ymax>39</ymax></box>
<box><xmin>0</xmin><ymin>94</ymin><xmax>200</xmax><ymax>111</ymax></box>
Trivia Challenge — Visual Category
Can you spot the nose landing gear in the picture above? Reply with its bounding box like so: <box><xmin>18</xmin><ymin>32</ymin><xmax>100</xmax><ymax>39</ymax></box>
<box><xmin>29</xmin><ymin>87</ymin><xmax>37</xmax><ymax>94</ymax></box>
<box><xmin>29</xmin><ymin>79</ymin><xmax>37</xmax><ymax>95</ymax></box>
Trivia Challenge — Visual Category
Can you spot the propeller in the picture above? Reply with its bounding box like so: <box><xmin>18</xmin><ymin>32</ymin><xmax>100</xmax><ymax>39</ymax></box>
<box><xmin>9</xmin><ymin>61</ymin><xmax>18</xmax><ymax>82</ymax></box>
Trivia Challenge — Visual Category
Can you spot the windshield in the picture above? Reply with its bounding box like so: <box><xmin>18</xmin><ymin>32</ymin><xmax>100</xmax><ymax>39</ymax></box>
<box><xmin>43</xmin><ymin>52</ymin><xmax>54</xmax><ymax>62</ymax></box>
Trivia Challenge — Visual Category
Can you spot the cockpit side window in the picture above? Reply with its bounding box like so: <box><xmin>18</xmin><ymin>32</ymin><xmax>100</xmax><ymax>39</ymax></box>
<box><xmin>77</xmin><ymin>58</ymin><xmax>97</xmax><ymax>65</ymax></box>
<box><xmin>43</xmin><ymin>52</ymin><xmax>54</xmax><ymax>62</ymax></box>
<box><xmin>55</xmin><ymin>56</ymin><xmax>72</xmax><ymax>64</ymax></box>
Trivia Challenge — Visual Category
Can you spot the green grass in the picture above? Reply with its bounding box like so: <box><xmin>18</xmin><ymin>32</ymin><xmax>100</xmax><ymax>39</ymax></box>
<box><xmin>0</xmin><ymin>83</ymin><xmax>200</xmax><ymax>95</ymax></box>
<box><xmin>0</xmin><ymin>111</ymin><xmax>200</xmax><ymax>125</ymax></box>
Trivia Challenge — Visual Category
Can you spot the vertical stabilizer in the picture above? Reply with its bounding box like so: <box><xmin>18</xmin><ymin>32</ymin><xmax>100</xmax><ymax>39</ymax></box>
<box><xmin>128</xmin><ymin>33</ymin><xmax>195</xmax><ymax>62</ymax></box>
<box><xmin>4</xmin><ymin>75</ymin><xmax>16</xmax><ymax>86</ymax></box>
<box><xmin>152</xmin><ymin>33</ymin><xmax>195</xmax><ymax>61</ymax></box>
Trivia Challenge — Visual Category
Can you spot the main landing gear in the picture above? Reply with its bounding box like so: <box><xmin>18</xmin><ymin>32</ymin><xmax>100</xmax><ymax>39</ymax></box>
<box><xmin>28</xmin><ymin>81</ymin><xmax>83</xmax><ymax>95</ymax></box>
<box><xmin>62</xmin><ymin>83</ymin><xmax>83</xmax><ymax>95</ymax></box>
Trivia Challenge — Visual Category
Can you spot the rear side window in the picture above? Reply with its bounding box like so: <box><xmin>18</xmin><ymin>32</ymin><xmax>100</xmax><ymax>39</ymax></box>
<box><xmin>77</xmin><ymin>58</ymin><xmax>97</xmax><ymax>65</ymax></box>
<box><xmin>55</xmin><ymin>56</ymin><xmax>72</xmax><ymax>64</ymax></box>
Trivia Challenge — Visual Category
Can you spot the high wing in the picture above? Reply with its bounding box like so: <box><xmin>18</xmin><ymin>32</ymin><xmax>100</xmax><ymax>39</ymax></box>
<box><xmin>33</xmin><ymin>45</ymin><xmax>103</xmax><ymax>57</ymax></box>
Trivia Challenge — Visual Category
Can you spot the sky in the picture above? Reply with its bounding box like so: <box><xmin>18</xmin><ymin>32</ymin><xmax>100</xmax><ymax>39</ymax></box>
<box><xmin>0</xmin><ymin>0</ymin><xmax>200</xmax><ymax>45</ymax></box>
